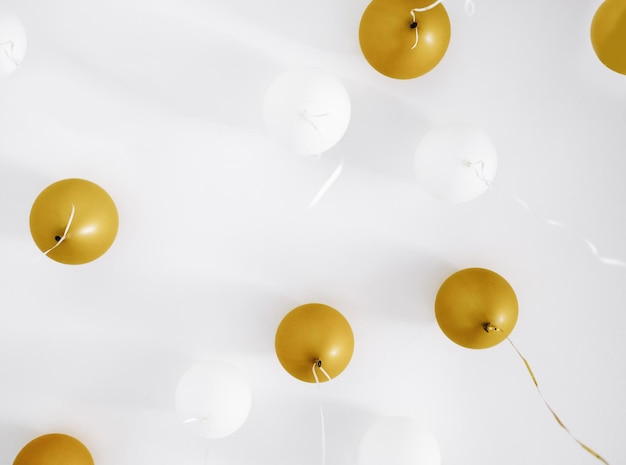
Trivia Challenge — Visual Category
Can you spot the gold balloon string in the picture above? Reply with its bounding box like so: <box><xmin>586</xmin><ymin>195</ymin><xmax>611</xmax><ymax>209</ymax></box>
<box><xmin>41</xmin><ymin>204</ymin><xmax>76</xmax><ymax>256</ymax></box>
<box><xmin>469</xmin><ymin>162</ymin><xmax>626</xmax><ymax>270</ymax></box>
<box><xmin>312</xmin><ymin>360</ymin><xmax>331</xmax><ymax>465</ymax></box>
<box><xmin>505</xmin><ymin>337</ymin><xmax>611</xmax><ymax>465</ymax></box>
<box><xmin>0</xmin><ymin>40</ymin><xmax>22</xmax><ymax>67</ymax></box>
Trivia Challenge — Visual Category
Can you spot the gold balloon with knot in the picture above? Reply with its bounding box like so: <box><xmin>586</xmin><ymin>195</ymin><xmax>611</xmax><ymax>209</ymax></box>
<box><xmin>435</xmin><ymin>268</ymin><xmax>518</xmax><ymax>349</ymax></box>
<box><xmin>30</xmin><ymin>178</ymin><xmax>119</xmax><ymax>265</ymax></box>
<box><xmin>275</xmin><ymin>303</ymin><xmax>354</xmax><ymax>383</ymax></box>
<box><xmin>359</xmin><ymin>0</ymin><xmax>451</xmax><ymax>79</ymax></box>
<box><xmin>13</xmin><ymin>434</ymin><xmax>94</xmax><ymax>465</ymax></box>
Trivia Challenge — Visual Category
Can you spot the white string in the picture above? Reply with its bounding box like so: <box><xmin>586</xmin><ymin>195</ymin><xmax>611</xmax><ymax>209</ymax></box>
<box><xmin>0</xmin><ymin>40</ymin><xmax>22</xmax><ymax>67</ymax></box>
<box><xmin>470</xmin><ymin>166</ymin><xmax>626</xmax><ymax>270</ymax></box>
<box><xmin>312</xmin><ymin>361</ymin><xmax>331</xmax><ymax>465</ymax></box>
<box><xmin>308</xmin><ymin>155</ymin><xmax>344</xmax><ymax>208</ymax></box>
<box><xmin>299</xmin><ymin>110</ymin><xmax>345</xmax><ymax>208</ymax></box>
<box><xmin>42</xmin><ymin>204</ymin><xmax>76</xmax><ymax>256</ymax></box>
<box><xmin>410</xmin><ymin>0</ymin><xmax>475</xmax><ymax>49</ymax></box>
<box><xmin>410</xmin><ymin>1</ymin><xmax>442</xmax><ymax>49</ymax></box>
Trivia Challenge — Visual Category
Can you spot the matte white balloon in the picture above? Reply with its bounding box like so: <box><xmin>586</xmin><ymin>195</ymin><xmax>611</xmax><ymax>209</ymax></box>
<box><xmin>358</xmin><ymin>416</ymin><xmax>441</xmax><ymax>465</ymax></box>
<box><xmin>0</xmin><ymin>15</ymin><xmax>27</xmax><ymax>78</ymax></box>
<box><xmin>175</xmin><ymin>361</ymin><xmax>252</xmax><ymax>439</ymax></box>
<box><xmin>415</xmin><ymin>124</ymin><xmax>497</xmax><ymax>203</ymax></box>
<box><xmin>263</xmin><ymin>68</ymin><xmax>351</xmax><ymax>156</ymax></box>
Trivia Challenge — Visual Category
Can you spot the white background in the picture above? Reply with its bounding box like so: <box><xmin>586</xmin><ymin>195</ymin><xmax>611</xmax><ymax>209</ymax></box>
<box><xmin>0</xmin><ymin>1</ymin><xmax>624</xmax><ymax>464</ymax></box>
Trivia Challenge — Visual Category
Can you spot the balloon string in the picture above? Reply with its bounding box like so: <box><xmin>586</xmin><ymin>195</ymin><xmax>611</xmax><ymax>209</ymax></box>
<box><xmin>308</xmin><ymin>154</ymin><xmax>344</xmax><ymax>208</ymax></box>
<box><xmin>312</xmin><ymin>361</ymin><xmax>331</xmax><ymax>465</ymax></box>
<box><xmin>42</xmin><ymin>204</ymin><xmax>76</xmax><ymax>256</ymax></box>
<box><xmin>299</xmin><ymin>110</ymin><xmax>345</xmax><ymax>208</ymax></box>
<box><xmin>410</xmin><ymin>2</ymin><xmax>441</xmax><ymax>49</ymax></box>
<box><xmin>470</xmin><ymin>163</ymin><xmax>626</xmax><ymax>270</ymax></box>
<box><xmin>506</xmin><ymin>337</ymin><xmax>611</xmax><ymax>464</ymax></box>
<box><xmin>0</xmin><ymin>40</ymin><xmax>22</xmax><ymax>67</ymax></box>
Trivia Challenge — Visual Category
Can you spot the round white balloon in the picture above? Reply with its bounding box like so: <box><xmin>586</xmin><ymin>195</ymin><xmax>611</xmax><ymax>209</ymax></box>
<box><xmin>414</xmin><ymin>124</ymin><xmax>497</xmax><ymax>203</ymax></box>
<box><xmin>263</xmin><ymin>68</ymin><xmax>351</xmax><ymax>156</ymax></box>
<box><xmin>175</xmin><ymin>361</ymin><xmax>252</xmax><ymax>439</ymax></box>
<box><xmin>358</xmin><ymin>416</ymin><xmax>441</xmax><ymax>465</ymax></box>
<box><xmin>0</xmin><ymin>15</ymin><xmax>27</xmax><ymax>78</ymax></box>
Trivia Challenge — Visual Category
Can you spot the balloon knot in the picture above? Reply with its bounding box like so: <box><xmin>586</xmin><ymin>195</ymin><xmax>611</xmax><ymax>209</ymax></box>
<box><xmin>54</xmin><ymin>235</ymin><xmax>62</xmax><ymax>242</ymax></box>
<box><xmin>410</xmin><ymin>21</ymin><xmax>418</xmax><ymax>29</ymax></box>
<box><xmin>315</xmin><ymin>359</ymin><xmax>322</xmax><ymax>367</ymax></box>
<box><xmin>482</xmin><ymin>323</ymin><xmax>503</xmax><ymax>333</ymax></box>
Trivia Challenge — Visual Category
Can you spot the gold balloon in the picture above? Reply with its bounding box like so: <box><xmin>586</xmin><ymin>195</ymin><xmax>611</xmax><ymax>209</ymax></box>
<box><xmin>591</xmin><ymin>0</ymin><xmax>626</xmax><ymax>75</ymax></box>
<box><xmin>275</xmin><ymin>303</ymin><xmax>354</xmax><ymax>383</ymax></box>
<box><xmin>13</xmin><ymin>433</ymin><xmax>94</xmax><ymax>465</ymax></box>
<box><xmin>30</xmin><ymin>178</ymin><xmax>119</xmax><ymax>265</ymax></box>
<box><xmin>435</xmin><ymin>268</ymin><xmax>518</xmax><ymax>349</ymax></box>
<box><xmin>359</xmin><ymin>0</ymin><xmax>451</xmax><ymax>79</ymax></box>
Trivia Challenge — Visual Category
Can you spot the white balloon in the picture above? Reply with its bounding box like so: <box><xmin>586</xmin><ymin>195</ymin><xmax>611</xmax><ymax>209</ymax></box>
<box><xmin>0</xmin><ymin>15</ymin><xmax>27</xmax><ymax>78</ymax></box>
<box><xmin>175</xmin><ymin>361</ymin><xmax>252</xmax><ymax>439</ymax></box>
<box><xmin>358</xmin><ymin>416</ymin><xmax>441</xmax><ymax>465</ymax></box>
<box><xmin>414</xmin><ymin>124</ymin><xmax>497</xmax><ymax>203</ymax></box>
<box><xmin>263</xmin><ymin>68</ymin><xmax>351</xmax><ymax>156</ymax></box>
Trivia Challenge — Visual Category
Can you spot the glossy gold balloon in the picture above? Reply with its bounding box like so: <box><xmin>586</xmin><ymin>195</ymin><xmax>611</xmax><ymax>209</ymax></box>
<box><xmin>359</xmin><ymin>0</ymin><xmax>451</xmax><ymax>79</ymax></box>
<box><xmin>275</xmin><ymin>303</ymin><xmax>354</xmax><ymax>383</ymax></box>
<box><xmin>435</xmin><ymin>268</ymin><xmax>518</xmax><ymax>349</ymax></box>
<box><xmin>30</xmin><ymin>178</ymin><xmax>119</xmax><ymax>265</ymax></box>
<box><xmin>13</xmin><ymin>433</ymin><xmax>94</xmax><ymax>465</ymax></box>
<box><xmin>591</xmin><ymin>0</ymin><xmax>626</xmax><ymax>75</ymax></box>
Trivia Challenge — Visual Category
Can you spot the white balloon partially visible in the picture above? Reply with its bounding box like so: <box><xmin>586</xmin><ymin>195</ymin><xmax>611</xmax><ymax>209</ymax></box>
<box><xmin>0</xmin><ymin>15</ymin><xmax>27</xmax><ymax>78</ymax></box>
<box><xmin>175</xmin><ymin>360</ymin><xmax>252</xmax><ymax>439</ymax></box>
<box><xmin>415</xmin><ymin>124</ymin><xmax>497</xmax><ymax>203</ymax></box>
<box><xmin>263</xmin><ymin>68</ymin><xmax>351</xmax><ymax>156</ymax></box>
<box><xmin>358</xmin><ymin>416</ymin><xmax>441</xmax><ymax>465</ymax></box>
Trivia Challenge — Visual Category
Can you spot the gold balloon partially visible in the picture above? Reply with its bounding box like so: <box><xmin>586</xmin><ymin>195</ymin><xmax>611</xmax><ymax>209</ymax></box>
<box><xmin>359</xmin><ymin>0</ymin><xmax>451</xmax><ymax>79</ymax></box>
<box><xmin>591</xmin><ymin>0</ymin><xmax>626</xmax><ymax>75</ymax></box>
<box><xmin>435</xmin><ymin>268</ymin><xmax>518</xmax><ymax>349</ymax></box>
<box><xmin>30</xmin><ymin>178</ymin><xmax>119</xmax><ymax>265</ymax></box>
<box><xmin>275</xmin><ymin>303</ymin><xmax>354</xmax><ymax>383</ymax></box>
<box><xmin>13</xmin><ymin>433</ymin><xmax>94</xmax><ymax>465</ymax></box>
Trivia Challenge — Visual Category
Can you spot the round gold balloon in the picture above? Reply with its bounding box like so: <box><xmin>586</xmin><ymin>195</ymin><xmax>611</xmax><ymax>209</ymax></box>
<box><xmin>359</xmin><ymin>0</ymin><xmax>451</xmax><ymax>79</ymax></box>
<box><xmin>435</xmin><ymin>268</ymin><xmax>518</xmax><ymax>349</ymax></box>
<box><xmin>275</xmin><ymin>303</ymin><xmax>354</xmax><ymax>383</ymax></box>
<box><xmin>13</xmin><ymin>433</ymin><xmax>94</xmax><ymax>465</ymax></box>
<box><xmin>591</xmin><ymin>0</ymin><xmax>626</xmax><ymax>75</ymax></box>
<box><xmin>30</xmin><ymin>178</ymin><xmax>119</xmax><ymax>265</ymax></box>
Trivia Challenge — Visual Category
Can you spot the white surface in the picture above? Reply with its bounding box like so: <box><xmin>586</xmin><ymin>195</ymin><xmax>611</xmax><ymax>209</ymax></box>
<box><xmin>0</xmin><ymin>1</ymin><xmax>624</xmax><ymax>464</ymax></box>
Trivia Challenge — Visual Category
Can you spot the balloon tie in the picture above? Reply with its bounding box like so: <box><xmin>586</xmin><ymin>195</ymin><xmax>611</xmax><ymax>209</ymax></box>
<box><xmin>312</xmin><ymin>360</ymin><xmax>331</xmax><ymax>465</ymax></box>
<box><xmin>466</xmin><ymin>160</ymin><xmax>494</xmax><ymax>188</ymax></box>
<box><xmin>42</xmin><ymin>204</ymin><xmax>76</xmax><ymax>256</ymax></box>
<box><xmin>409</xmin><ymin>0</ymin><xmax>442</xmax><ymax>49</ymax></box>
<box><xmin>0</xmin><ymin>40</ymin><xmax>22</xmax><ymax>67</ymax></box>
<box><xmin>299</xmin><ymin>109</ymin><xmax>330</xmax><ymax>144</ymax></box>
<box><xmin>506</xmin><ymin>337</ymin><xmax>611</xmax><ymax>464</ymax></box>
<box><xmin>482</xmin><ymin>322</ymin><xmax>502</xmax><ymax>333</ymax></box>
